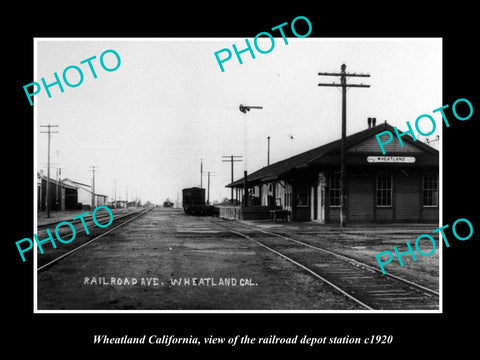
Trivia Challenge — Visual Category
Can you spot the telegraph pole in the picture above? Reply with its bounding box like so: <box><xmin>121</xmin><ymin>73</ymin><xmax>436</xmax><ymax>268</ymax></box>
<box><xmin>56</xmin><ymin>167</ymin><xmax>62</xmax><ymax>210</ymax></box>
<box><xmin>239</xmin><ymin>104</ymin><xmax>263</xmax><ymax>207</ymax></box>
<box><xmin>222</xmin><ymin>155</ymin><xmax>242</xmax><ymax>204</ymax></box>
<box><xmin>89</xmin><ymin>165</ymin><xmax>97</xmax><ymax>209</ymax></box>
<box><xmin>207</xmin><ymin>172</ymin><xmax>211</xmax><ymax>205</ymax></box>
<box><xmin>113</xmin><ymin>179</ymin><xmax>117</xmax><ymax>209</ymax></box>
<box><xmin>40</xmin><ymin>124</ymin><xmax>59</xmax><ymax>218</ymax></box>
<box><xmin>202</xmin><ymin>171</ymin><xmax>215</xmax><ymax>205</ymax></box>
<box><xmin>318</xmin><ymin>64</ymin><xmax>370</xmax><ymax>227</ymax></box>
<box><xmin>267</xmin><ymin>136</ymin><xmax>271</xmax><ymax>165</ymax></box>
<box><xmin>200</xmin><ymin>158</ymin><xmax>203</xmax><ymax>189</ymax></box>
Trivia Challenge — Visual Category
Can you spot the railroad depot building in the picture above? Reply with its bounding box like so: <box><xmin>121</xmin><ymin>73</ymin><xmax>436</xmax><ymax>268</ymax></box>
<box><xmin>226</xmin><ymin>121</ymin><xmax>439</xmax><ymax>223</ymax></box>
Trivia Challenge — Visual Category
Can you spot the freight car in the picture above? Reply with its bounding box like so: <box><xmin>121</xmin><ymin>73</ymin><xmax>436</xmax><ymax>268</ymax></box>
<box><xmin>163</xmin><ymin>200</ymin><xmax>174</xmax><ymax>208</ymax></box>
<box><xmin>182</xmin><ymin>187</ymin><xmax>217</xmax><ymax>216</ymax></box>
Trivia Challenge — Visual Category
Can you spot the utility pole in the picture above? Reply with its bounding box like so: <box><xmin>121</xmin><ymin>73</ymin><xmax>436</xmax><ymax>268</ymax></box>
<box><xmin>54</xmin><ymin>149</ymin><xmax>61</xmax><ymax>210</ymax></box>
<box><xmin>114</xmin><ymin>179</ymin><xmax>117</xmax><ymax>209</ymax></box>
<box><xmin>40</xmin><ymin>124</ymin><xmax>59</xmax><ymax>218</ymax></box>
<box><xmin>56</xmin><ymin>167</ymin><xmax>62</xmax><ymax>210</ymax></box>
<box><xmin>239</xmin><ymin>104</ymin><xmax>263</xmax><ymax>207</ymax></box>
<box><xmin>318</xmin><ymin>64</ymin><xmax>370</xmax><ymax>227</ymax></box>
<box><xmin>89</xmin><ymin>165</ymin><xmax>97</xmax><ymax>209</ymax></box>
<box><xmin>222</xmin><ymin>155</ymin><xmax>243</xmax><ymax>204</ymax></box>
<box><xmin>267</xmin><ymin>136</ymin><xmax>271</xmax><ymax>165</ymax></box>
<box><xmin>200</xmin><ymin>158</ymin><xmax>203</xmax><ymax>189</ymax></box>
<box><xmin>207</xmin><ymin>172</ymin><xmax>211</xmax><ymax>205</ymax></box>
<box><xmin>202</xmin><ymin>171</ymin><xmax>215</xmax><ymax>205</ymax></box>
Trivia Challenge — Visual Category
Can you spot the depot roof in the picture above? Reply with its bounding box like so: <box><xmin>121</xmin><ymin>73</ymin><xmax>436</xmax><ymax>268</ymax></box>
<box><xmin>226</xmin><ymin>122</ymin><xmax>439</xmax><ymax>188</ymax></box>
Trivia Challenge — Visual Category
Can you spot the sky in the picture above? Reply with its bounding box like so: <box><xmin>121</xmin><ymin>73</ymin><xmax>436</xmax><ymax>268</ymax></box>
<box><xmin>35</xmin><ymin>38</ymin><xmax>442</xmax><ymax>205</ymax></box>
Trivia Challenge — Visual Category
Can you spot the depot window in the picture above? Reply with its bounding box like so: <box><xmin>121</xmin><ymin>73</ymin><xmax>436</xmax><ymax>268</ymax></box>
<box><xmin>423</xmin><ymin>173</ymin><xmax>439</xmax><ymax>207</ymax></box>
<box><xmin>377</xmin><ymin>173</ymin><xmax>392</xmax><ymax>207</ymax></box>
<box><xmin>330</xmin><ymin>172</ymin><xmax>340</xmax><ymax>207</ymax></box>
<box><xmin>295</xmin><ymin>186</ymin><xmax>309</xmax><ymax>207</ymax></box>
<box><xmin>285</xmin><ymin>184</ymin><xmax>292</xmax><ymax>208</ymax></box>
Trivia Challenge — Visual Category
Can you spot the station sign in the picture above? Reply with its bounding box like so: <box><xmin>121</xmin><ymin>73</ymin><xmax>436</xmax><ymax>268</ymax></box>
<box><xmin>367</xmin><ymin>156</ymin><xmax>416</xmax><ymax>163</ymax></box>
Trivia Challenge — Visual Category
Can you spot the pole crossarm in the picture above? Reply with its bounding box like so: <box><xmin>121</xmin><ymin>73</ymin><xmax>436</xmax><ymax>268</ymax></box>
<box><xmin>40</xmin><ymin>125</ymin><xmax>59</xmax><ymax>132</ymax></box>
<box><xmin>239</xmin><ymin>104</ymin><xmax>264</xmax><ymax>113</ymax></box>
<box><xmin>222</xmin><ymin>155</ymin><xmax>243</xmax><ymax>159</ymax></box>
<box><xmin>318</xmin><ymin>83</ymin><xmax>370</xmax><ymax>88</ymax></box>
<box><xmin>318</xmin><ymin>71</ymin><xmax>370</xmax><ymax>89</ymax></box>
<box><xmin>318</xmin><ymin>72</ymin><xmax>370</xmax><ymax>77</ymax></box>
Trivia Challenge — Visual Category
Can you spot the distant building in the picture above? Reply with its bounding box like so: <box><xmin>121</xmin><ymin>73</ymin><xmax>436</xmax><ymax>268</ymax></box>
<box><xmin>61</xmin><ymin>178</ymin><xmax>108</xmax><ymax>210</ymax></box>
<box><xmin>111</xmin><ymin>200</ymin><xmax>127</xmax><ymax>208</ymax></box>
<box><xmin>96</xmin><ymin>194</ymin><xmax>108</xmax><ymax>206</ymax></box>
<box><xmin>227</xmin><ymin>122</ymin><xmax>439</xmax><ymax>223</ymax></box>
<box><xmin>37</xmin><ymin>173</ymin><xmax>78</xmax><ymax>211</ymax></box>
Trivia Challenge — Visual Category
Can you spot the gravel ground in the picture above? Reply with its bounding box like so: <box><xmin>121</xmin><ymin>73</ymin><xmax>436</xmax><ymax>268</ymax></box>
<box><xmin>37</xmin><ymin>208</ymin><xmax>368</xmax><ymax>310</ymax></box>
<box><xmin>239</xmin><ymin>220</ymin><xmax>440</xmax><ymax>292</ymax></box>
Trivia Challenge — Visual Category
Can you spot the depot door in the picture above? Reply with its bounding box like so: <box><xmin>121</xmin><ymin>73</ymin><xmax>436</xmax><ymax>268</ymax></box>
<box><xmin>316</xmin><ymin>173</ymin><xmax>326</xmax><ymax>223</ymax></box>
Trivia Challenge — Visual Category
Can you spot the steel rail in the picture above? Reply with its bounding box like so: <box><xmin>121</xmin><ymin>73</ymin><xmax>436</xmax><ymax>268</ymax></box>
<box><xmin>229</xmin><ymin>229</ymin><xmax>374</xmax><ymax>310</ymax></box>
<box><xmin>37</xmin><ymin>209</ymin><xmax>131</xmax><ymax>229</ymax></box>
<box><xmin>233</xmin><ymin>222</ymin><xmax>439</xmax><ymax>297</ymax></box>
<box><xmin>204</xmin><ymin>219</ymin><xmax>374</xmax><ymax>310</ymax></box>
<box><xmin>37</xmin><ymin>209</ymin><xmax>146</xmax><ymax>239</ymax></box>
<box><xmin>37</xmin><ymin>209</ymin><xmax>150</xmax><ymax>272</ymax></box>
<box><xmin>204</xmin><ymin>217</ymin><xmax>439</xmax><ymax>310</ymax></box>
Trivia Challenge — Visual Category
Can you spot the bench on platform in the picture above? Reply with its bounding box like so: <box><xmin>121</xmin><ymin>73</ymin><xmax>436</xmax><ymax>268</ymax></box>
<box><xmin>269</xmin><ymin>209</ymin><xmax>290</xmax><ymax>223</ymax></box>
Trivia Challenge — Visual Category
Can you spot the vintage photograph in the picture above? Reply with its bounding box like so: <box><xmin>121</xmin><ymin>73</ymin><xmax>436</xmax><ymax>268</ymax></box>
<box><xmin>34</xmin><ymin>38</ymin><xmax>442</xmax><ymax>311</ymax></box>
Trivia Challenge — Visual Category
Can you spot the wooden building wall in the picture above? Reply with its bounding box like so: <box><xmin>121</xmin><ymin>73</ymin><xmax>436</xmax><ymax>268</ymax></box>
<box><xmin>325</xmin><ymin>169</ymin><xmax>438</xmax><ymax>223</ymax></box>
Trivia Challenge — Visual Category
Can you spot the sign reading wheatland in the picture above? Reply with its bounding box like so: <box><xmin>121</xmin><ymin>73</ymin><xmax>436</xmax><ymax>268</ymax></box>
<box><xmin>367</xmin><ymin>156</ymin><xmax>416</xmax><ymax>163</ymax></box>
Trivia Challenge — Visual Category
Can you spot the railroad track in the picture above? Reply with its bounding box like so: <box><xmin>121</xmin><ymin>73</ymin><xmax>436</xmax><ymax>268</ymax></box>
<box><xmin>204</xmin><ymin>217</ymin><xmax>439</xmax><ymax>311</ymax></box>
<box><xmin>37</xmin><ymin>208</ymin><xmax>151</xmax><ymax>271</ymax></box>
<box><xmin>37</xmin><ymin>209</ymin><xmax>128</xmax><ymax>230</ymax></box>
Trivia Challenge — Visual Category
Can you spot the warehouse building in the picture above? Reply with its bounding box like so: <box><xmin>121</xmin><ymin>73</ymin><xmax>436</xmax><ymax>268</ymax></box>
<box><xmin>37</xmin><ymin>174</ymin><xmax>108</xmax><ymax>211</ymax></box>
<box><xmin>37</xmin><ymin>172</ymin><xmax>78</xmax><ymax>211</ymax></box>
<box><xmin>226</xmin><ymin>121</ymin><xmax>439</xmax><ymax>223</ymax></box>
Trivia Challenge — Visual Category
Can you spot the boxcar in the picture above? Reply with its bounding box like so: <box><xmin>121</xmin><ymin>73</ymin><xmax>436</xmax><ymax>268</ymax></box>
<box><xmin>182</xmin><ymin>187</ymin><xmax>216</xmax><ymax>216</ymax></box>
<box><xmin>163</xmin><ymin>201</ymin><xmax>174</xmax><ymax>208</ymax></box>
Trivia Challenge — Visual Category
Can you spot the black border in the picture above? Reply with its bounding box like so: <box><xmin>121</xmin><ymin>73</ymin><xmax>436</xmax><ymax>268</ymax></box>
<box><xmin>6</xmin><ymin>4</ymin><xmax>478</xmax><ymax>355</ymax></box>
